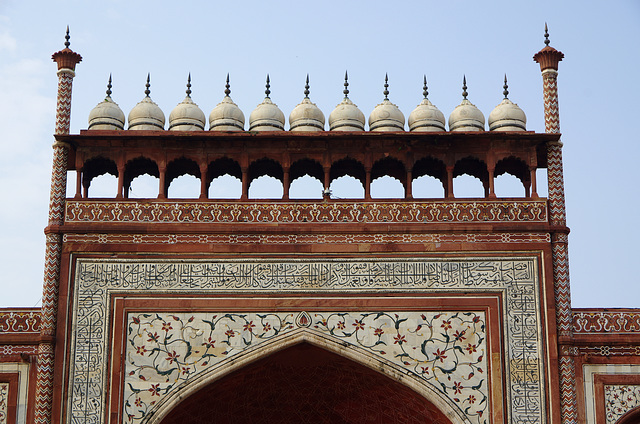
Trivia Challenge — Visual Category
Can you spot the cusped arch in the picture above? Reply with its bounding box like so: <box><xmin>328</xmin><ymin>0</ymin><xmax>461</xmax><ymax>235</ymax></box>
<box><xmin>82</xmin><ymin>156</ymin><xmax>118</xmax><ymax>195</ymax></box>
<box><xmin>124</xmin><ymin>156</ymin><xmax>159</xmax><ymax>197</ymax></box>
<box><xmin>165</xmin><ymin>156</ymin><xmax>201</xmax><ymax>195</ymax></box>
<box><xmin>144</xmin><ymin>329</ymin><xmax>469</xmax><ymax>424</ymax></box>
<box><xmin>248</xmin><ymin>157</ymin><xmax>284</xmax><ymax>184</ymax></box>
<box><xmin>330</xmin><ymin>157</ymin><xmax>366</xmax><ymax>186</ymax></box>
<box><xmin>290</xmin><ymin>158</ymin><xmax>323</xmax><ymax>183</ymax></box>
<box><xmin>371</xmin><ymin>156</ymin><xmax>406</xmax><ymax>188</ymax></box>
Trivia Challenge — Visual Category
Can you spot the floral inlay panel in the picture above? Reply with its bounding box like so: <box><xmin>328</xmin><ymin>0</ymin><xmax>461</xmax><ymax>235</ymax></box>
<box><xmin>125</xmin><ymin>311</ymin><xmax>487</xmax><ymax>424</ymax></box>
<box><xmin>605</xmin><ymin>385</ymin><xmax>640</xmax><ymax>423</ymax></box>
<box><xmin>69</xmin><ymin>258</ymin><xmax>544</xmax><ymax>424</ymax></box>
<box><xmin>0</xmin><ymin>383</ymin><xmax>7</xmax><ymax>424</ymax></box>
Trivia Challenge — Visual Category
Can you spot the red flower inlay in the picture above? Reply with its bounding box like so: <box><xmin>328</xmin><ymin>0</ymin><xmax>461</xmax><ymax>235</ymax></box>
<box><xmin>454</xmin><ymin>330</ymin><xmax>466</xmax><ymax>341</ymax></box>
<box><xmin>441</xmin><ymin>320</ymin><xmax>452</xmax><ymax>330</ymax></box>
<box><xmin>263</xmin><ymin>323</ymin><xmax>272</xmax><ymax>332</ymax></box>
<box><xmin>149</xmin><ymin>384</ymin><xmax>161</xmax><ymax>396</ymax></box>
<box><xmin>181</xmin><ymin>366</ymin><xmax>190</xmax><ymax>375</ymax></box>
<box><xmin>336</xmin><ymin>321</ymin><xmax>345</xmax><ymax>330</ymax></box>
<box><xmin>136</xmin><ymin>345</ymin><xmax>147</xmax><ymax>356</ymax></box>
<box><xmin>204</xmin><ymin>337</ymin><xmax>215</xmax><ymax>348</ymax></box>
<box><xmin>453</xmin><ymin>381</ymin><xmax>463</xmax><ymax>394</ymax></box>
<box><xmin>225</xmin><ymin>329</ymin><xmax>235</xmax><ymax>338</ymax></box>
<box><xmin>243</xmin><ymin>321</ymin><xmax>255</xmax><ymax>333</ymax></box>
<box><xmin>420</xmin><ymin>367</ymin><xmax>430</xmax><ymax>375</ymax></box>
<box><xmin>161</xmin><ymin>322</ymin><xmax>173</xmax><ymax>332</ymax></box>
<box><xmin>352</xmin><ymin>320</ymin><xmax>365</xmax><ymax>331</ymax></box>
<box><xmin>147</xmin><ymin>332</ymin><xmax>159</xmax><ymax>343</ymax></box>
<box><xmin>468</xmin><ymin>395</ymin><xmax>476</xmax><ymax>404</ymax></box>
<box><xmin>434</xmin><ymin>348</ymin><xmax>447</xmax><ymax>362</ymax></box>
<box><xmin>374</xmin><ymin>327</ymin><xmax>384</xmax><ymax>337</ymax></box>
<box><xmin>394</xmin><ymin>334</ymin><xmax>406</xmax><ymax>345</ymax></box>
<box><xmin>135</xmin><ymin>397</ymin><xmax>142</xmax><ymax>407</ymax></box>
<box><xmin>166</xmin><ymin>350</ymin><xmax>180</xmax><ymax>364</ymax></box>
<box><xmin>466</xmin><ymin>344</ymin><xmax>477</xmax><ymax>354</ymax></box>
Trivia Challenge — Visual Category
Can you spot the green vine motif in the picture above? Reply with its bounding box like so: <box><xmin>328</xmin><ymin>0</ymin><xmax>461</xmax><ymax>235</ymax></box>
<box><xmin>312</xmin><ymin>311</ymin><xmax>488</xmax><ymax>423</ymax></box>
<box><xmin>124</xmin><ymin>312</ymin><xmax>295</xmax><ymax>422</ymax></box>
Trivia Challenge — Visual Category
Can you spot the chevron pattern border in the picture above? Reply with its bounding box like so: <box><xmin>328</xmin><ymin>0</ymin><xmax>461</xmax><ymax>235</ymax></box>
<box><xmin>559</xmin><ymin>355</ymin><xmax>578</xmax><ymax>423</ymax></box>
<box><xmin>543</xmin><ymin>71</ymin><xmax>560</xmax><ymax>134</ymax></box>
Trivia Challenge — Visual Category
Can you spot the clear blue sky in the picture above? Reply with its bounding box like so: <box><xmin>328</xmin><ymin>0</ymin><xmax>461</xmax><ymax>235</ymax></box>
<box><xmin>0</xmin><ymin>0</ymin><xmax>638</xmax><ymax>307</ymax></box>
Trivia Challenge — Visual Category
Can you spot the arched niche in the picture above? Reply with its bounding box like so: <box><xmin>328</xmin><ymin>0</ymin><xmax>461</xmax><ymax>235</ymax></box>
<box><xmin>124</xmin><ymin>156</ymin><xmax>159</xmax><ymax>199</ymax></box>
<box><xmin>371</xmin><ymin>157</ymin><xmax>406</xmax><ymax>198</ymax></box>
<box><xmin>248</xmin><ymin>158</ymin><xmax>284</xmax><ymax>199</ymax></box>
<box><xmin>289</xmin><ymin>158</ymin><xmax>324</xmax><ymax>199</ymax></box>
<box><xmin>208</xmin><ymin>157</ymin><xmax>242</xmax><ymax>199</ymax></box>
<box><xmin>329</xmin><ymin>157</ymin><xmax>365</xmax><ymax>199</ymax></box>
<box><xmin>145</xmin><ymin>330</ymin><xmax>468</xmax><ymax>424</ymax></box>
<box><xmin>453</xmin><ymin>157</ymin><xmax>488</xmax><ymax>198</ymax></box>
<box><xmin>412</xmin><ymin>156</ymin><xmax>447</xmax><ymax>198</ymax></box>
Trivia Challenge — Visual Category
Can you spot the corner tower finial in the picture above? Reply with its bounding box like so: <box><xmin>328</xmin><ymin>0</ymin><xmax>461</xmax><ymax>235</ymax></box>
<box><xmin>64</xmin><ymin>26</ymin><xmax>70</xmax><ymax>48</ymax></box>
<box><xmin>544</xmin><ymin>22</ymin><xmax>550</xmax><ymax>46</ymax></box>
<box><xmin>51</xmin><ymin>26</ymin><xmax>82</xmax><ymax>71</ymax></box>
<box><xmin>533</xmin><ymin>23</ymin><xmax>564</xmax><ymax>72</ymax></box>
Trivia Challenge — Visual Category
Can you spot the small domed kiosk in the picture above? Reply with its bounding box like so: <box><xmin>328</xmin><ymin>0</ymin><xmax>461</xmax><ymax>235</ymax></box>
<box><xmin>128</xmin><ymin>74</ymin><xmax>165</xmax><ymax>130</ymax></box>
<box><xmin>408</xmin><ymin>76</ymin><xmax>446</xmax><ymax>132</ymax></box>
<box><xmin>88</xmin><ymin>75</ymin><xmax>125</xmax><ymax>130</ymax></box>
<box><xmin>448</xmin><ymin>76</ymin><xmax>484</xmax><ymax>132</ymax></box>
<box><xmin>328</xmin><ymin>72</ymin><xmax>365</xmax><ymax>131</ymax></box>
<box><xmin>289</xmin><ymin>75</ymin><xmax>325</xmax><ymax>132</ymax></box>
<box><xmin>368</xmin><ymin>74</ymin><xmax>405</xmax><ymax>132</ymax></box>
<box><xmin>168</xmin><ymin>74</ymin><xmax>205</xmax><ymax>131</ymax></box>
<box><xmin>248</xmin><ymin>75</ymin><xmax>285</xmax><ymax>132</ymax></box>
<box><xmin>209</xmin><ymin>74</ymin><xmax>245</xmax><ymax>131</ymax></box>
<box><xmin>488</xmin><ymin>75</ymin><xmax>526</xmax><ymax>131</ymax></box>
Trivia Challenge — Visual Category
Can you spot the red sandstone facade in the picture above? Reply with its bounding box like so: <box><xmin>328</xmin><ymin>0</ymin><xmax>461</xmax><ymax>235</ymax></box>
<box><xmin>1</xmin><ymin>30</ymin><xmax>639</xmax><ymax>424</ymax></box>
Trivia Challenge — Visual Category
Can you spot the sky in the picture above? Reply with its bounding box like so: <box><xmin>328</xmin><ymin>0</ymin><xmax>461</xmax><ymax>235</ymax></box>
<box><xmin>0</xmin><ymin>0</ymin><xmax>638</xmax><ymax>308</ymax></box>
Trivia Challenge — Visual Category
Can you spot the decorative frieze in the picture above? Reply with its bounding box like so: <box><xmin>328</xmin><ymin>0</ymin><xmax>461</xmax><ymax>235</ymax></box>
<box><xmin>65</xmin><ymin>200</ymin><xmax>548</xmax><ymax>224</ymax></box>
<box><xmin>573</xmin><ymin>311</ymin><xmax>640</xmax><ymax>334</ymax></box>
<box><xmin>0</xmin><ymin>311</ymin><xmax>40</xmax><ymax>333</ymax></box>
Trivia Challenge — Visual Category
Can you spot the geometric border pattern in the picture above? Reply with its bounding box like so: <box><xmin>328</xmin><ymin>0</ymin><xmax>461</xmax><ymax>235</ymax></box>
<box><xmin>68</xmin><ymin>257</ymin><xmax>545</xmax><ymax>424</ymax></box>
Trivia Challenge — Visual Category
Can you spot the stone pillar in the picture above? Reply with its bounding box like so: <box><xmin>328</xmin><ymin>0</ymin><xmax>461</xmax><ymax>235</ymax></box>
<box><xmin>534</xmin><ymin>26</ymin><xmax>577</xmax><ymax>424</ymax></box>
<box><xmin>35</xmin><ymin>29</ymin><xmax>82</xmax><ymax>424</ymax></box>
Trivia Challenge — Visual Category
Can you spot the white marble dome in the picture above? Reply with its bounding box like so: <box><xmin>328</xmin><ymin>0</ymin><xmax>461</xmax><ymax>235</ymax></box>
<box><xmin>488</xmin><ymin>77</ymin><xmax>526</xmax><ymax>131</ymax></box>
<box><xmin>368</xmin><ymin>75</ymin><xmax>404</xmax><ymax>132</ymax></box>
<box><xmin>329</xmin><ymin>73</ymin><xmax>365</xmax><ymax>131</ymax></box>
<box><xmin>88</xmin><ymin>77</ymin><xmax>125</xmax><ymax>130</ymax></box>
<box><xmin>209</xmin><ymin>75</ymin><xmax>245</xmax><ymax>131</ymax></box>
<box><xmin>248</xmin><ymin>76</ymin><xmax>285</xmax><ymax>132</ymax></box>
<box><xmin>289</xmin><ymin>77</ymin><xmax>325</xmax><ymax>131</ymax></box>
<box><xmin>169</xmin><ymin>76</ymin><xmax>205</xmax><ymax>131</ymax></box>
<box><xmin>448</xmin><ymin>77</ymin><xmax>484</xmax><ymax>132</ymax></box>
<box><xmin>128</xmin><ymin>75</ymin><xmax>165</xmax><ymax>131</ymax></box>
<box><xmin>408</xmin><ymin>77</ymin><xmax>446</xmax><ymax>132</ymax></box>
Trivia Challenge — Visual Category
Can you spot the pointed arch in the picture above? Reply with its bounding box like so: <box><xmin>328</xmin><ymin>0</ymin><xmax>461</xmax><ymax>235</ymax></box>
<box><xmin>145</xmin><ymin>329</ymin><xmax>468</xmax><ymax>424</ymax></box>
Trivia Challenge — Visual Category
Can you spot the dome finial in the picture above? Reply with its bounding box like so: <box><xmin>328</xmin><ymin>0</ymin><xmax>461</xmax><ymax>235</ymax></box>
<box><xmin>462</xmin><ymin>75</ymin><xmax>468</xmax><ymax>100</ymax></box>
<box><xmin>383</xmin><ymin>73</ymin><xmax>389</xmax><ymax>100</ymax></box>
<box><xmin>343</xmin><ymin>71</ymin><xmax>349</xmax><ymax>99</ymax></box>
<box><xmin>304</xmin><ymin>74</ymin><xmax>310</xmax><ymax>99</ymax></box>
<box><xmin>503</xmin><ymin>74</ymin><xmax>509</xmax><ymax>99</ymax></box>
<box><xmin>64</xmin><ymin>26</ymin><xmax>70</xmax><ymax>48</ymax></box>
<box><xmin>224</xmin><ymin>73</ymin><xmax>231</xmax><ymax>97</ymax></box>
<box><xmin>265</xmin><ymin>74</ymin><xmax>271</xmax><ymax>98</ymax></box>
<box><xmin>186</xmin><ymin>73</ymin><xmax>192</xmax><ymax>98</ymax></box>
<box><xmin>544</xmin><ymin>22</ymin><xmax>550</xmax><ymax>46</ymax></box>
<box><xmin>423</xmin><ymin>75</ymin><xmax>429</xmax><ymax>99</ymax></box>
<box><xmin>106</xmin><ymin>74</ymin><xmax>113</xmax><ymax>97</ymax></box>
<box><xmin>144</xmin><ymin>73</ymin><xmax>151</xmax><ymax>97</ymax></box>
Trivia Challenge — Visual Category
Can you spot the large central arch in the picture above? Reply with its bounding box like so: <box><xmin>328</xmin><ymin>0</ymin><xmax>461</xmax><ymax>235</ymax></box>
<box><xmin>143</xmin><ymin>329</ymin><xmax>469</xmax><ymax>424</ymax></box>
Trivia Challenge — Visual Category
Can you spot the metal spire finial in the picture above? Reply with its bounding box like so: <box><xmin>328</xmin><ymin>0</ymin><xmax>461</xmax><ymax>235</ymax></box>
<box><xmin>106</xmin><ymin>74</ymin><xmax>113</xmax><ymax>97</ymax></box>
<box><xmin>186</xmin><ymin>73</ymin><xmax>192</xmax><ymax>98</ymax></box>
<box><xmin>462</xmin><ymin>75</ymin><xmax>468</xmax><ymax>100</ymax></box>
<box><xmin>503</xmin><ymin>74</ymin><xmax>509</xmax><ymax>99</ymax></box>
<box><xmin>544</xmin><ymin>23</ymin><xmax>550</xmax><ymax>46</ymax></box>
<box><xmin>265</xmin><ymin>74</ymin><xmax>271</xmax><ymax>98</ymax></box>
<box><xmin>304</xmin><ymin>74</ymin><xmax>310</xmax><ymax>99</ymax></box>
<box><xmin>383</xmin><ymin>73</ymin><xmax>389</xmax><ymax>100</ymax></box>
<box><xmin>423</xmin><ymin>75</ymin><xmax>429</xmax><ymax>99</ymax></box>
<box><xmin>64</xmin><ymin>26</ymin><xmax>70</xmax><ymax>48</ymax></box>
<box><xmin>145</xmin><ymin>73</ymin><xmax>151</xmax><ymax>97</ymax></box>
<box><xmin>224</xmin><ymin>73</ymin><xmax>231</xmax><ymax>97</ymax></box>
<box><xmin>343</xmin><ymin>71</ymin><xmax>349</xmax><ymax>99</ymax></box>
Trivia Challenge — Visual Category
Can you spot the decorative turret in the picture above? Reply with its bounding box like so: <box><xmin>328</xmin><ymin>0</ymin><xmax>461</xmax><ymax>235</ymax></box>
<box><xmin>448</xmin><ymin>76</ymin><xmax>485</xmax><ymax>131</ymax></box>
<box><xmin>248</xmin><ymin>75</ymin><xmax>285</xmax><ymax>131</ymax></box>
<box><xmin>169</xmin><ymin>74</ymin><xmax>205</xmax><ymax>131</ymax></box>
<box><xmin>408</xmin><ymin>76</ymin><xmax>446</xmax><ymax>132</ymax></box>
<box><xmin>289</xmin><ymin>75</ymin><xmax>325</xmax><ymax>131</ymax></box>
<box><xmin>128</xmin><ymin>74</ymin><xmax>165</xmax><ymax>130</ymax></box>
<box><xmin>209</xmin><ymin>74</ymin><xmax>245</xmax><ymax>131</ymax></box>
<box><xmin>488</xmin><ymin>75</ymin><xmax>526</xmax><ymax>131</ymax></box>
<box><xmin>329</xmin><ymin>71</ymin><xmax>365</xmax><ymax>131</ymax></box>
<box><xmin>368</xmin><ymin>74</ymin><xmax>405</xmax><ymax>131</ymax></box>
<box><xmin>88</xmin><ymin>75</ymin><xmax>125</xmax><ymax>130</ymax></box>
